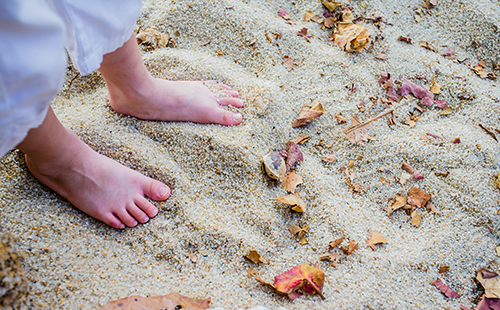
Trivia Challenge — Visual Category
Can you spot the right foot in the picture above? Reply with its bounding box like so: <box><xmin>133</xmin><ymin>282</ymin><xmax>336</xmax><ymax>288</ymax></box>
<box><xmin>25</xmin><ymin>128</ymin><xmax>170</xmax><ymax>229</ymax></box>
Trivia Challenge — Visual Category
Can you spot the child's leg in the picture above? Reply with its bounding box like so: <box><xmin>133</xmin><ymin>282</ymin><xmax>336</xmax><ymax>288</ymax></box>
<box><xmin>17</xmin><ymin>107</ymin><xmax>170</xmax><ymax>229</ymax></box>
<box><xmin>99</xmin><ymin>35</ymin><xmax>244</xmax><ymax>125</ymax></box>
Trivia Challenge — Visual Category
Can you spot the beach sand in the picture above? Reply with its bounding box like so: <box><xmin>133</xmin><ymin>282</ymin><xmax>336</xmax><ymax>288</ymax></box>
<box><xmin>1</xmin><ymin>0</ymin><xmax>499</xmax><ymax>309</ymax></box>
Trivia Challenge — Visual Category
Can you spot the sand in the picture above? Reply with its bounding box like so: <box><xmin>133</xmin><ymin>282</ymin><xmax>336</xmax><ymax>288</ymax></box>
<box><xmin>1</xmin><ymin>0</ymin><xmax>499</xmax><ymax>309</ymax></box>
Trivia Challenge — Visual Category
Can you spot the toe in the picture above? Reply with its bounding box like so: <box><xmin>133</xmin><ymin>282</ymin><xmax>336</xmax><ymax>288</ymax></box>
<box><xmin>213</xmin><ymin>83</ymin><xmax>232</xmax><ymax>90</ymax></box>
<box><xmin>217</xmin><ymin>90</ymin><xmax>239</xmax><ymax>97</ymax></box>
<box><xmin>102</xmin><ymin>213</ymin><xmax>125</xmax><ymax>229</ymax></box>
<box><xmin>135</xmin><ymin>196</ymin><xmax>159</xmax><ymax>219</ymax></box>
<box><xmin>217</xmin><ymin>98</ymin><xmax>245</xmax><ymax>108</ymax></box>
<box><xmin>116</xmin><ymin>210</ymin><xmax>138</xmax><ymax>227</ymax></box>
<box><xmin>127</xmin><ymin>203</ymin><xmax>150</xmax><ymax>223</ymax></box>
<box><xmin>145</xmin><ymin>179</ymin><xmax>171</xmax><ymax>201</ymax></box>
<box><xmin>215</xmin><ymin>110</ymin><xmax>242</xmax><ymax>126</ymax></box>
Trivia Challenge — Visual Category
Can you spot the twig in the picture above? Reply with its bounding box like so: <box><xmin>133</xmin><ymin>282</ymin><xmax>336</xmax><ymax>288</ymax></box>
<box><xmin>66</xmin><ymin>72</ymin><xmax>80</xmax><ymax>99</ymax></box>
<box><xmin>343</xmin><ymin>103</ymin><xmax>407</xmax><ymax>135</ymax></box>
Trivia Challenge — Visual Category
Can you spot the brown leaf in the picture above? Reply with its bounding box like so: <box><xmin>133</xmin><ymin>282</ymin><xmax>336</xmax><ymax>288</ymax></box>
<box><xmin>290</xmin><ymin>133</ymin><xmax>310</xmax><ymax>145</ymax></box>
<box><xmin>321</xmin><ymin>154</ymin><xmax>336</xmax><ymax>163</ymax></box>
<box><xmin>298</xmin><ymin>236</ymin><xmax>308</xmax><ymax>245</ymax></box>
<box><xmin>297</xmin><ymin>28</ymin><xmax>311</xmax><ymax>42</ymax></box>
<box><xmin>431</xmin><ymin>279</ymin><xmax>460</xmax><ymax>298</ymax></box>
<box><xmin>438</xmin><ymin>266</ymin><xmax>450</xmax><ymax>274</ymax></box>
<box><xmin>303</xmin><ymin>10</ymin><xmax>317</xmax><ymax>22</ymax></box>
<box><xmin>322</xmin><ymin>0</ymin><xmax>342</xmax><ymax>12</ymax></box>
<box><xmin>407</xmin><ymin>187</ymin><xmax>431</xmax><ymax>208</ymax></box>
<box><xmin>333</xmin><ymin>23</ymin><xmax>370</xmax><ymax>53</ymax></box>
<box><xmin>324</xmin><ymin>16</ymin><xmax>335</xmax><ymax>28</ymax></box>
<box><xmin>426</xmin><ymin>202</ymin><xmax>440</xmax><ymax>214</ymax></box>
<box><xmin>401</xmin><ymin>162</ymin><xmax>416</xmax><ymax>174</ymax></box>
<box><xmin>477</xmin><ymin>271</ymin><xmax>500</xmax><ymax>298</ymax></box>
<box><xmin>99</xmin><ymin>293</ymin><xmax>211</xmax><ymax>310</ymax></box>
<box><xmin>244</xmin><ymin>250</ymin><xmax>268</xmax><ymax>265</ymax></box>
<box><xmin>288</xmin><ymin>225</ymin><xmax>303</xmax><ymax>236</ymax></box>
<box><xmin>283</xmin><ymin>171</ymin><xmax>303</xmax><ymax>193</ymax></box>
<box><xmin>286</xmin><ymin>142</ymin><xmax>304</xmax><ymax>171</ymax></box>
<box><xmin>342</xmin><ymin>114</ymin><xmax>372</xmax><ymax>145</ymax></box>
<box><xmin>430</xmin><ymin>82</ymin><xmax>442</xmax><ymax>95</ymax></box>
<box><xmin>282</xmin><ymin>55</ymin><xmax>300</xmax><ymax>70</ymax></box>
<box><xmin>335</xmin><ymin>112</ymin><xmax>348</xmax><ymax>124</ymax></box>
<box><xmin>410</xmin><ymin>210</ymin><xmax>421</xmax><ymax>227</ymax></box>
<box><xmin>387</xmin><ymin>193</ymin><xmax>407</xmax><ymax>215</ymax></box>
<box><xmin>273</xmin><ymin>263</ymin><xmax>325</xmax><ymax>300</ymax></box>
<box><xmin>292</xmin><ymin>103</ymin><xmax>324</xmax><ymax>128</ymax></box>
<box><xmin>341</xmin><ymin>240</ymin><xmax>358</xmax><ymax>256</ymax></box>
<box><xmin>262</xmin><ymin>151</ymin><xmax>287</xmax><ymax>181</ymax></box>
<box><xmin>398</xmin><ymin>36</ymin><xmax>413</xmax><ymax>44</ymax></box>
<box><xmin>329</xmin><ymin>236</ymin><xmax>344</xmax><ymax>250</ymax></box>
<box><xmin>419</xmin><ymin>41</ymin><xmax>438</xmax><ymax>52</ymax></box>
<box><xmin>367</xmin><ymin>231</ymin><xmax>388</xmax><ymax>250</ymax></box>
<box><xmin>277</xmin><ymin>194</ymin><xmax>307</xmax><ymax>212</ymax></box>
<box><xmin>319</xmin><ymin>253</ymin><xmax>340</xmax><ymax>267</ymax></box>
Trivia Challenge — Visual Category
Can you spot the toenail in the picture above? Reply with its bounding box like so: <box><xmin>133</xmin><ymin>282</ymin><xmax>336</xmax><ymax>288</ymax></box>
<box><xmin>143</xmin><ymin>216</ymin><xmax>150</xmax><ymax>222</ymax></box>
<box><xmin>159</xmin><ymin>186</ymin><xmax>168</xmax><ymax>197</ymax></box>
<box><xmin>132</xmin><ymin>220</ymin><xmax>138</xmax><ymax>226</ymax></box>
<box><xmin>152</xmin><ymin>208</ymin><xmax>158</xmax><ymax>216</ymax></box>
<box><xmin>233</xmin><ymin>113</ymin><xmax>242</xmax><ymax>123</ymax></box>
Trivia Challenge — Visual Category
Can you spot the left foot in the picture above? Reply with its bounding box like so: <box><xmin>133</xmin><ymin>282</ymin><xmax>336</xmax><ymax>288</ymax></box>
<box><xmin>99</xmin><ymin>35</ymin><xmax>244</xmax><ymax>125</ymax></box>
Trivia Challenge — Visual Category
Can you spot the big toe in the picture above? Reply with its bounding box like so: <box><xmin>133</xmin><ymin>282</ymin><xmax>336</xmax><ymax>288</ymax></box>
<box><xmin>146</xmin><ymin>179</ymin><xmax>171</xmax><ymax>201</ymax></box>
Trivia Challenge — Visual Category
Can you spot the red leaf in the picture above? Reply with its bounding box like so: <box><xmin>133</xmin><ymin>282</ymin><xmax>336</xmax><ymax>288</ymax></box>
<box><xmin>398</xmin><ymin>80</ymin><xmax>434</xmax><ymax>107</ymax></box>
<box><xmin>273</xmin><ymin>263</ymin><xmax>325</xmax><ymax>300</ymax></box>
<box><xmin>278</xmin><ymin>10</ymin><xmax>287</xmax><ymax>18</ymax></box>
<box><xmin>431</xmin><ymin>278</ymin><xmax>460</xmax><ymax>298</ymax></box>
<box><xmin>476</xmin><ymin>294</ymin><xmax>500</xmax><ymax>310</ymax></box>
<box><xmin>286</xmin><ymin>142</ymin><xmax>304</xmax><ymax>171</ymax></box>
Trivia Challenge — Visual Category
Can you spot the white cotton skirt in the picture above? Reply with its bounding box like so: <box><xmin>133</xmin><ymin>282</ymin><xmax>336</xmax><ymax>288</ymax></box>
<box><xmin>0</xmin><ymin>0</ymin><xmax>142</xmax><ymax>157</ymax></box>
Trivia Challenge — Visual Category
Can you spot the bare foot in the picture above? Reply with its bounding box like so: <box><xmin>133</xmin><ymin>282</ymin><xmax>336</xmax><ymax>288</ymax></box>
<box><xmin>18</xmin><ymin>109</ymin><xmax>170</xmax><ymax>229</ymax></box>
<box><xmin>99</xmin><ymin>35</ymin><xmax>244</xmax><ymax>125</ymax></box>
<box><xmin>108</xmin><ymin>79</ymin><xmax>245</xmax><ymax>125</ymax></box>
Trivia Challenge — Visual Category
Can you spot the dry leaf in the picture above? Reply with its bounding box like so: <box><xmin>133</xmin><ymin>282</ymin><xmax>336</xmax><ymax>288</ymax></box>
<box><xmin>398</xmin><ymin>36</ymin><xmax>413</xmax><ymax>44</ymax></box>
<box><xmin>324</xmin><ymin>16</ymin><xmax>335</xmax><ymax>28</ymax></box>
<box><xmin>341</xmin><ymin>240</ymin><xmax>358</xmax><ymax>256</ymax></box>
<box><xmin>319</xmin><ymin>253</ymin><xmax>340</xmax><ymax>267</ymax></box>
<box><xmin>335</xmin><ymin>112</ymin><xmax>348</xmax><ymax>124</ymax></box>
<box><xmin>321</xmin><ymin>154</ymin><xmax>336</xmax><ymax>163</ymax></box>
<box><xmin>421</xmin><ymin>133</ymin><xmax>444</xmax><ymax>146</ymax></box>
<box><xmin>475</xmin><ymin>294</ymin><xmax>500</xmax><ymax>310</ymax></box>
<box><xmin>367</xmin><ymin>231</ymin><xmax>388</xmax><ymax>250</ymax></box>
<box><xmin>413</xmin><ymin>170</ymin><xmax>424</xmax><ymax>181</ymax></box>
<box><xmin>287</xmin><ymin>142</ymin><xmax>304</xmax><ymax>171</ymax></box>
<box><xmin>329</xmin><ymin>236</ymin><xmax>344</xmax><ymax>250</ymax></box>
<box><xmin>297</xmin><ymin>28</ymin><xmax>312</xmax><ymax>42</ymax></box>
<box><xmin>244</xmin><ymin>250</ymin><xmax>268</xmax><ymax>265</ymax></box>
<box><xmin>387</xmin><ymin>193</ymin><xmax>407</xmax><ymax>215</ymax></box>
<box><xmin>398</xmin><ymin>80</ymin><xmax>434</xmax><ymax>107</ymax></box>
<box><xmin>333</xmin><ymin>23</ymin><xmax>370</xmax><ymax>53</ymax></box>
<box><xmin>303</xmin><ymin>11</ymin><xmax>317</xmax><ymax>22</ymax></box>
<box><xmin>419</xmin><ymin>41</ymin><xmax>438</xmax><ymax>52</ymax></box>
<box><xmin>410</xmin><ymin>210</ymin><xmax>421</xmax><ymax>227</ymax></box>
<box><xmin>99</xmin><ymin>293</ymin><xmax>211</xmax><ymax>310</ymax></box>
<box><xmin>298</xmin><ymin>236</ymin><xmax>308</xmax><ymax>245</ymax></box>
<box><xmin>407</xmin><ymin>187</ymin><xmax>431</xmax><ymax>208</ymax></box>
<box><xmin>288</xmin><ymin>225</ymin><xmax>303</xmax><ymax>236</ymax></box>
<box><xmin>426</xmin><ymin>202</ymin><xmax>440</xmax><ymax>214</ymax></box>
<box><xmin>292</xmin><ymin>103</ymin><xmax>324</xmax><ymax>128</ymax></box>
<box><xmin>322</xmin><ymin>0</ymin><xmax>342</xmax><ymax>12</ymax></box>
<box><xmin>263</xmin><ymin>151</ymin><xmax>287</xmax><ymax>181</ymax></box>
<box><xmin>375</xmin><ymin>53</ymin><xmax>388</xmax><ymax>60</ymax></box>
<box><xmin>477</xmin><ymin>270</ymin><xmax>500</xmax><ymax>298</ymax></box>
<box><xmin>278</xmin><ymin>10</ymin><xmax>291</xmax><ymax>20</ymax></box>
<box><xmin>399</xmin><ymin>172</ymin><xmax>411</xmax><ymax>185</ymax></box>
<box><xmin>282</xmin><ymin>55</ymin><xmax>300</xmax><ymax>70</ymax></box>
<box><xmin>438</xmin><ymin>266</ymin><xmax>450</xmax><ymax>273</ymax></box>
<box><xmin>290</xmin><ymin>133</ymin><xmax>310</xmax><ymax>144</ymax></box>
<box><xmin>342</xmin><ymin>114</ymin><xmax>372</xmax><ymax>145</ymax></box>
<box><xmin>283</xmin><ymin>171</ymin><xmax>303</xmax><ymax>193</ymax></box>
<box><xmin>187</xmin><ymin>252</ymin><xmax>197</xmax><ymax>263</ymax></box>
<box><xmin>440</xmin><ymin>106</ymin><xmax>453</xmax><ymax>115</ymax></box>
<box><xmin>277</xmin><ymin>194</ymin><xmax>307</xmax><ymax>212</ymax></box>
<box><xmin>136</xmin><ymin>27</ymin><xmax>174</xmax><ymax>49</ymax></box>
<box><xmin>430</xmin><ymin>82</ymin><xmax>442</xmax><ymax>95</ymax></box>
<box><xmin>431</xmin><ymin>279</ymin><xmax>460</xmax><ymax>298</ymax></box>
<box><xmin>402</xmin><ymin>162</ymin><xmax>416</xmax><ymax>174</ymax></box>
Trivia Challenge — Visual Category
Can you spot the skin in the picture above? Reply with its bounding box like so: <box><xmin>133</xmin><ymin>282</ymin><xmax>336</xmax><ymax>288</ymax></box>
<box><xmin>16</xmin><ymin>35</ymin><xmax>244</xmax><ymax>229</ymax></box>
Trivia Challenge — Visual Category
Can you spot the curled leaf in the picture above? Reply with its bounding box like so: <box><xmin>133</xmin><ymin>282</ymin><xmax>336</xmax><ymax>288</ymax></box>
<box><xmin>398</xmin><ymin>80</ymin><xmax>434</xmax><ymax>107</ymax></box>
<box><xmin>292</xmin><ymin>103</ymin><xmax>324</xmax><ymax>128</ymax></box>
<box><xmin>410</xmin><ymin>210</ymin><xmax>422</xmax><ymax>227</ymax></box>
<box><xmin>321</xmin><ymin>154</ymin><xmax>337</xmax><ymax>163</ymax></box>
<box><xmin>273</xmin><ymin>264</ymin><xmax>325</xmax><ymax>300</ymax></box>
<box><xmin>282</xmin><ymin>171</ymin><xmax>303</xmax><ymax>193</ymax></box>
<box><xmin>477</xmin><ymin>270</ymin><xmax>500</xmax><ymax>298</ymax></box>
<box><xmin>290</xmin><ymin>133</ymin><xmax>310</xmax><ymax>145</ymax></box>
<box><xmin>286</xmin><ymin>142</ymin><xmax>304</xmax><ymax>171</ymax></box>
<box><xmin>277</xmin><ymin>194</ymin><xmax>307</xmax><ymax>213</ymax></box>
<box><xmin>367</xmin><ymin>231</ymin><xmax>388</xmax><ymax>250</ymax></box>
<box><xmin>333</xmin><ymin>23</ymin><xmax>370</xmax><ymax>53</ymax></box>
<box><xmin>387</xmin><ymin>193</ymin><xmax>407</xmax><ymax>215</ymax></box>
<box><xmin>343</xmin><ymin>114</ymin><xmax>372</xmax><ymax>145</ymax></box>
<box><xmin>244</xmin><ymin>250</ymin><xmax>268</xmax><ymax>265</ymax></box>
<box><xmin>431</xmin><ymin>278</ymin><xmax>460</xmax><ymax>298</ymax></box>
<box><xmin>329</xmin><ymin>236</ymin><xmax>344</xmax><ymax>250</ymax></box>
<box><xmin>319</xmin><ymin>253</ymin><xmax>340</xmax><ymax>267</ymax></box>
<box><xmin>407</xmin><ymin>187</ymin><xmax>431</xmax><ymax>208</ymax></box>
<box><xmin>136</xmin><ymin>27</ymin><xmax>174</xmax><ymax>50</ymax></box>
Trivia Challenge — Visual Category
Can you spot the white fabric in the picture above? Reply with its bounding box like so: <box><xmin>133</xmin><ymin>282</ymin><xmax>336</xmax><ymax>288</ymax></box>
<box><xmin>0</xmin><ymin>0</ymin><xmax>142</xmax><ymax>158</ymax></box>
